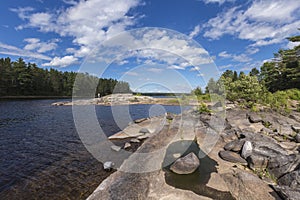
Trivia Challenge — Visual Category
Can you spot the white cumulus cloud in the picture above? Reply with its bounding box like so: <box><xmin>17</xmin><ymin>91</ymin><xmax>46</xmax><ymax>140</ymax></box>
<box><xmin>42</xmin><ymin>55</ymin><xmax>78</xmax><ymax>67</ymax></box>
<box><xmin>12</xmin><ymin>0</ymin><xmax>141</xmax><ymax>67</ymax></box>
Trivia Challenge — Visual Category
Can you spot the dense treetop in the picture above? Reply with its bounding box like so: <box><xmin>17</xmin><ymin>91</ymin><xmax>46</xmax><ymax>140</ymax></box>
<box><xmin>0</xmin><ymin>57</ymin><xmax>131</xmax><ymax>97</ymax></box>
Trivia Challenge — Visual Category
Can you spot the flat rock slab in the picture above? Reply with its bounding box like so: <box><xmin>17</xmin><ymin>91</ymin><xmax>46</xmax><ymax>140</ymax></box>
<box><xmin>292</xmin><ymin>125</ymin><xmax>300</xmax><ymax>133</ymax></box>
<box><xmin>206</xmin><ymin>172</ymin><xmax>230</xmax><ymax>192</ymax></box>
<box><xmin>222</xmin><ymin>169</ymin><xmax>281</xmax><ymax>200</ymax></box>
<box><xmin>219</xmin><ymin>151</ymin><xmax>248</xmax><ymax>165</ymax></box>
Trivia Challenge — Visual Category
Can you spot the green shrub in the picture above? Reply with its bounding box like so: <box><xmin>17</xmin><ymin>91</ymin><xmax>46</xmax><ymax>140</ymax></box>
<box><xmin>286</xmin><ymin>89</ymin><xmax>300</xmax><ymax>100</ymax></box>
<box><xmin>297</xmin><ymin>103</ymin><xmax>300</xmax><ymax>112</ymax></box>
<box><xmin>198</xmin><ymin>103</ymin><xmax>211</xmax><ymax>114</ymax></box>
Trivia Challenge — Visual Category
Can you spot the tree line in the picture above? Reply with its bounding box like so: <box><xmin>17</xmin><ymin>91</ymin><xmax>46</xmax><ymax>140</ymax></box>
<box><xmin>193</xmin><ymin>31</ymin><xmax>300</xmax><ymax>113</ymax></box>
<box><xmin>0</xmin><ymin>57</ymin><xmax>131</xmax><ymax>97</ymax></box>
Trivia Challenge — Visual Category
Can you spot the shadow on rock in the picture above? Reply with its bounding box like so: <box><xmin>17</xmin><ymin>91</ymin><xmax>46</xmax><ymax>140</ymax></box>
<box><xmin>162</xmin><ymin>140</ymin><xmax>234</xmax><ymax>200</ymax></box>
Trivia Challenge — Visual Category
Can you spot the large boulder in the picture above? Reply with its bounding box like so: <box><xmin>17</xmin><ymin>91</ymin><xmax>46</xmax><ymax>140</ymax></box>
<box><xmin>170</xmin><ymin>152</ymin><xmax>200</xmax><ymax>174</ymax></box>
<box><xmin>219</xmin><ymin>150</ymin><xmax>248</xmax><ymax>165</ymax></box>
<box><xmin>241</xmin><ymin>141</ymin><xmax>253</xmax><ymax>159</ymax></box>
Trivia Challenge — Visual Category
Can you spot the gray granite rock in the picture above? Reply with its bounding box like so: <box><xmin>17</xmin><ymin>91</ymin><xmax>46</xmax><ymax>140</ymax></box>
<box><xmin>241</xmin><ymin>141</ymin><xmax>253</xmax><ymax>159</ymax></box>
<box><xmin>224</xmin><ymin>139</ymin><xmax>245</xmax><ymax>152</ymax></box>
<box><xmin>219</xmin><ymin>150</ymin><xmax>248</xmax><ymax>165</ymax></box>
<box><xmin>170</xmin><ymin>152</ymin><xmax>200</xmax><ymax>174</ymax></box>
<box><xmin>272</xmin><ymin>185</ymin><xmax>300</xmax><ymax>200</ymax></box>
<box><xmin>222</xmin><ymin>169</ymin><xmax>281</xmax><ymax>200</ymax></box>
<box><xmin>295</xmin><ymin>133</ymin><xmax>300</xmax><ymax>143</ymax></box>
<box><xmin>248</xmin><ymin>113</ymin><xmax>263</xmax><ymax>123</ymax></box>
<box><xmin>268</xmin><ymin>154</ymin><xmax>300</xmax><ymax>178</ymax></box>
<box><xmin>278</xmin><ymin>169</ymin><xmax>300</xmax><ymax>189</ymax></box>
<box><xmin>246</xmin><ymin>154</ymin><xmax>268</xmax><ymax>170</ymax></box>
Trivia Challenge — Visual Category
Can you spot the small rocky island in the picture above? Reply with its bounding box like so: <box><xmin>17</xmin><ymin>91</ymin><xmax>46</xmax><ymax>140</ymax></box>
<box><xmin>85</xmin><ymin>102</ymin><xmax>300</xmax><ymax>200</ymax></box>
<box><xmin>51</xmin><ymin>93</ymin><xmax>198</xmax><ymax>106</ymax></box>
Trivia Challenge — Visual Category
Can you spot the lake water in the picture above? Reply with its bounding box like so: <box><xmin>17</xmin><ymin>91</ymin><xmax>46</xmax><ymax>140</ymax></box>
<box><xmin>0</xmin><ymin>99</ymin><xmax>188</xmax><ymax>200</ymax></box>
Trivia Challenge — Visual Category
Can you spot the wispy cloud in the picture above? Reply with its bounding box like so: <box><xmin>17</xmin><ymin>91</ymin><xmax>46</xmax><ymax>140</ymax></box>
<box><xmin>146</xmin><ymin>67</ymin><xmax>164</xmax><ymax>73</ymax></box>
<box><xmin>218</xmin><ymin>51</ymin><xmax>252</xmax><ymax>63</ymax></box>
<box><xmin>124</xmin><ymin>71</ymin><xmax>139</xmax><ymax>76</ymax></box>
<box><xmin>189</xmin><ymin>25</ymin><xmax>201</xmax><ymax>39</ymax></box>
<box><xmin>201</xmin><ymin>0</ymin><xmax>235</xmax><ymax>5</ymax></box>
<box><xmin>204</xmin><ymin>0</ymin><xmax>300</xmax><ymax>47</ymax></box>
<box><xmin>0</xmin><ymin>42</ymin><xmax>51</xmax><ymax>60</ymax></box>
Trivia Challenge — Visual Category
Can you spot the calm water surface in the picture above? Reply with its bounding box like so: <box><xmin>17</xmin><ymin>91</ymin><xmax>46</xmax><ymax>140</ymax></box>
<box><xmin>0</xmin><ymin>99</ymin><xmax>187</xmax><ymax>200</ymax></box>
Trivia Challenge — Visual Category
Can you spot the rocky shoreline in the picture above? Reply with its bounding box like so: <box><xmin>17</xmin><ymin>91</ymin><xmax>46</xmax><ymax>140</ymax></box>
<box><xmin>87</xmin><ymin>104</ymin><xmax>300</xmax><ymax>200</ymax></box>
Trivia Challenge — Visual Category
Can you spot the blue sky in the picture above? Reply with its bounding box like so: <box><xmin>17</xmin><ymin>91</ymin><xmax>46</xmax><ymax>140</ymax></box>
<box><xmin>1</xmin><ymin>0</ymin><xmax>300</xmax><ymax>92</ymax></box>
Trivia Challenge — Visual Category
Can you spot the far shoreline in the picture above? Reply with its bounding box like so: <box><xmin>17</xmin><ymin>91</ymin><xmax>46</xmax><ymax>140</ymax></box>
<box><xmin>0</xmin><ymin>96</ymin><xmax>72</xmax><ymax>100</ymax></box>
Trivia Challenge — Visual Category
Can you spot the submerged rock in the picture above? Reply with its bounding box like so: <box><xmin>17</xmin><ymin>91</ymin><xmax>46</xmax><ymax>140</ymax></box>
<box><xmin>170</xmin><ymin>152</ymin><xmax>200</xmax><ymax>174</ymax></box>
<box><xmin>219</xmin><ymin>150</ymin><xmax>248</xmax><ymax>165</ymax></box>
<box><xmin>111</xmin><ymin>145</ymin><xmax>121</xmax><ymax>152</ymax></box>
<box><xmin>103</xmin><ymin>161</ymin><xmax>114</xmax><ymax>171</ymax></box>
